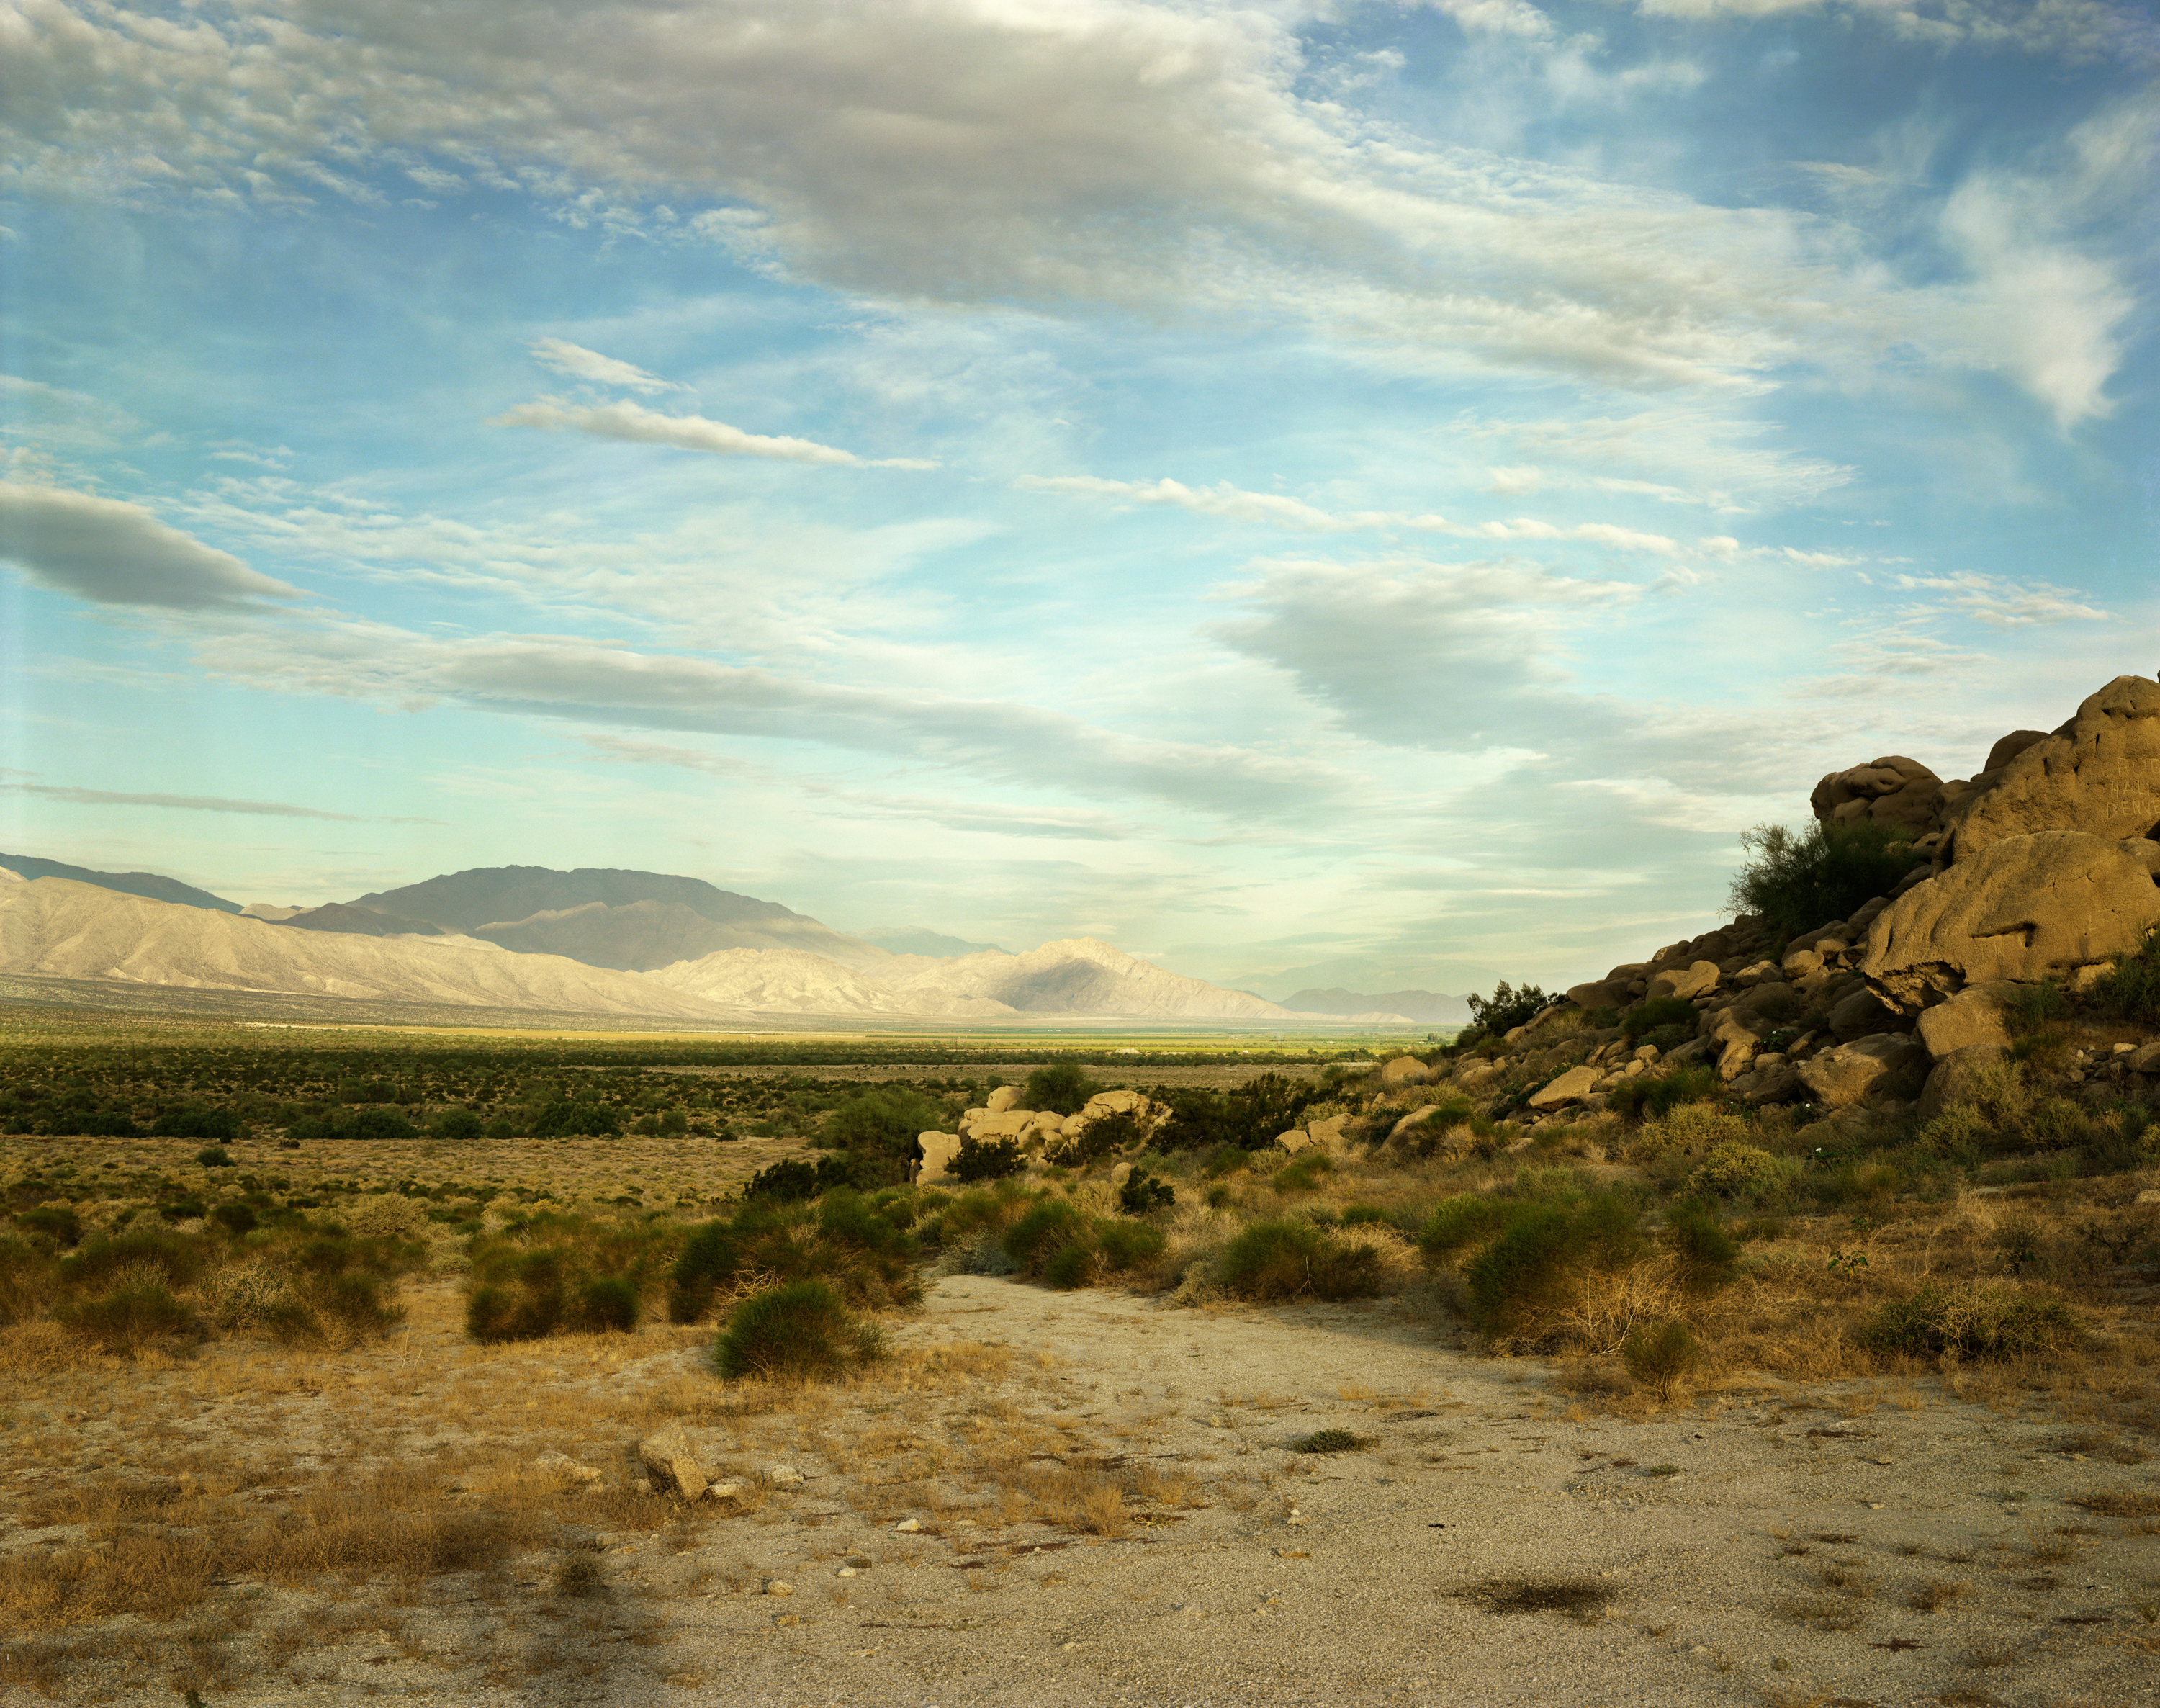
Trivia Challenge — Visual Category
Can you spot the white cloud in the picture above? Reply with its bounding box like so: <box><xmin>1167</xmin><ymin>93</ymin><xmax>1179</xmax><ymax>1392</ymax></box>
<box><xmin>1022</xmin><ymin>472</ymin><xmax>1691</xmax><ymax>555</ymax></box>
<box><xmin>529</xmin><ymin>337</ymin><xmax>684</xmax><ymax>395</ymax></box>
<box><xmin>1</xmin><ymin>781</ymin><xmax>361</xmax><ymax>819</ymax></box>
<box><xmin>1889</xmin><ymin>571</ymin><xmax>2110</xmax><ymax>628</ymax></box>
<box><xmin>1624</xmin><ymin>0</ymin><xmax>2148</xmax><ymax>60</ymax></box>
<box><xmin>1423</xmin><ymin>0</ymin><xmax>1560</xmax><ymax>40</ymax></box>
<box><xmin>0</xmin><ymin>0</ymin><xmax>2093</xmax><ymax>401</ymax></box>
<box><xmin>492</xmin><ymin>396</ymin><xmax>936</xmax><ymax>468</ymax></box>
<box><xmin>0</xmin><ymin>482</ymin><xmax>300</xmax><ymax>608</ymax></box>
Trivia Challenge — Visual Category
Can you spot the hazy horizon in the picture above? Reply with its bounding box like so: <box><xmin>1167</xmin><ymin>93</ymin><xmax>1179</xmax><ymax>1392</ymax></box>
<box><xmin>3</xmin><ymin>0</ymin><xmax>2153</xmax><ymax>999</ymax></box>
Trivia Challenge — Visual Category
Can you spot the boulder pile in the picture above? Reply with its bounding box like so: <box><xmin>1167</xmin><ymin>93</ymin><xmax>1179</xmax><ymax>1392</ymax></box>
<box><xmin>915</xmin><ymin>1086</ymin><xmax>1171</xmax><ymax>1184</ymax></box>
<box><xmin>1401</xmin><ymin>674</ymin><xmax>2160</xmax><ymax>1130</ymax></box>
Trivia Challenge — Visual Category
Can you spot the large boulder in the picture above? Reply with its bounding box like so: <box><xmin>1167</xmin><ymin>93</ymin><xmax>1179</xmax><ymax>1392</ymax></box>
<box><xmin>915</xmin><ymin>1131</ymin><xmax>963</xmax><ymax>1185</ymax></box>
<box><xmin>1646</xmin><ymin>960</ymin><xmax>1720</xmax><ymax>1002</ymax></box>
<box><xmin>1915</xmin><ymin>1043</ymin><xmax>2003</xmax><ymax>1124</ymax></box>
<box><xmin>1812</xmin><ymin>755</ymin><xmax>1945</xmax><ymax>834</ymax></box>
<box><xmin>1913</xmin><ymin>989</ymin><xmax>2009</xmax><ymax>1062</ymax></box>
<box><xmin>986</xmin><ymin>1085</ymin><xmax>1024</xmax><ymax>1114</ymax></box>
<box><xmin>1062</xmin><ymin>1088</ymin><xmax>1170</xmax><ymax>1142</ymax></box>
<box><xmin>1859</xmin><ymin>830</ymin><xmax>2160</xmax><ymax>1010</ymax></box>
<box><xmin>1380</xmin><ymin>1056</ymin><xmax>1431</xmax><ymax>1087</ymax></box>
<box><xmin>639</xmin><ymin>1421</ymin><xmax>708</xmax><ymax>1502</ymax></box>
<box><xmin>1567</xmin><ymin>978</ymin><xmax>1634</xmax><ymax>1011</ymax></box>
<box><xmin>1528</xmin><ymin>1066</ymin><xmax>1599</xmax><ymax>1110</ymax></box>
<box><xmin>1940</xmin><ymin>677</ymin><xmax>2160</xmax><ymax>865</ymax></box>
<box><xmin>1798</xmin><ymin>1033</ymin><xmax>1930</xmax><ymax>1110</ymax></box>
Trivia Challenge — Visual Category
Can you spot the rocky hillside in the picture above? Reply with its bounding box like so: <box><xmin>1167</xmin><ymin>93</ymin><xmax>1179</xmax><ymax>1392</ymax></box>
<box><xmin>1372</xmin><ymin>673</ymin><xmax>2160</xmax><ymax>1133</ymax></box>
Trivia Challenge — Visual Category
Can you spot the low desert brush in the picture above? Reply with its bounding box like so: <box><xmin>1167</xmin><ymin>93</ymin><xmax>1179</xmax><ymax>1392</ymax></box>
<box><xmin>1219</xmin><ymin>1218</ymin><xmax>1385</xmax><ymax>1302</ymax></box>
<box><xmin>713</xmin><ymin>1278</ymin><xmax>884</xmax><ymax>1383</ymax></box>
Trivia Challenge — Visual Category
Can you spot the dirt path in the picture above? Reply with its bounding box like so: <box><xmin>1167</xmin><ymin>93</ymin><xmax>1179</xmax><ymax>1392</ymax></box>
<box><xmin>17</xmin><ymin>1273</ymin><xmax>2152</xmax><ymax>1707</ymax></box>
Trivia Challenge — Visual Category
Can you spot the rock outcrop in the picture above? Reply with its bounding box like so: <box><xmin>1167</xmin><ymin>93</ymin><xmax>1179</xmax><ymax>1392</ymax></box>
<box><xmin>1812</xmin><ymin>756</ymin><xmax>1945</xmax><ymax>835</ymax></box>
<box><xmin>1859</xmin><ymin>830</ymin><xmax>2160</xmax><ymax>1010</ymax></box>
<box><xmin>1937</xmin><ymin>678</ymin><xmax>2160</xmax><ymax>867</ymax></box>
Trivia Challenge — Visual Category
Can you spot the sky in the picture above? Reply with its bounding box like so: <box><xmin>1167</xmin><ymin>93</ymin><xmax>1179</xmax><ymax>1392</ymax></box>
<box><xmin>1</xmin><ymin>0</ymin><xmax>2155</xmax><ymax>1002</ymax></box>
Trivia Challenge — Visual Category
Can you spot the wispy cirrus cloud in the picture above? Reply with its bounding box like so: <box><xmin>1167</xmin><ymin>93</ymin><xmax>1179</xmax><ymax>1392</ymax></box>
<box><xmin>2</xmin><ymin>782</ymin><xmax>359</xmax><ymax>819</ymax></box>
<box><xmin>1021</xmin><ymin>473</ymin><xmax>1689</xmax><ymax>556</ymax></box>
<box><xmin>492</xmin><ymin>397</ymin><xmax>937</xmax><ymax>469</ymax></box>
<box><xmin>529</xmin><ymin>337</ymin><xmax>685</xmax><ymax>395</ymax></box>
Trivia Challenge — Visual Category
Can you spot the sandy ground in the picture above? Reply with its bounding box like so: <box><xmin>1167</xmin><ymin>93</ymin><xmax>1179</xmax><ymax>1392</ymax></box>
<box><xmin>8</xmin><ymin>1272</ymin><xmax>2158</xmax><ymax>1708</ymax></box>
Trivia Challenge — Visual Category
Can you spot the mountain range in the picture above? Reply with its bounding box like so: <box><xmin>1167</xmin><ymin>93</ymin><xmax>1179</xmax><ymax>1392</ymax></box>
<box><xmin>0</xmin><ymin>856</ymin><xmax>1423</xmax><ymax>1026</ymax></box>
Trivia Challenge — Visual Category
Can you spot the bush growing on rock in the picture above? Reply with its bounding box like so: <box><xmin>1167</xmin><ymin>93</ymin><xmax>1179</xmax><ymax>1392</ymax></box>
<box><xmin>1683</xmin><ymin>1142</ymin><xmax>1799</xmax><ymax>1204</ymax></box>
<box><xmin>948</xmin><ymin>1133</ymin><xmax>1025</xmax><ymax>1182</ymax></box>
<box><xmin>1608</xmin><ymin>1066</ymin><xmax>1724</xmax><ymax>1124</ymax></box>
<box><xmin>1622</xmin><ymin>997</ymin><xmax>1699</xmax><ymax>1043</ymax></box>
<box><xmin>1460</xmin><ymin>981</ymin><xmax>1554</xmax><ymax>1047</ymax></box>
<box><xmin>1727</xmin><ymin>820</ymin><xmax>1915</xmax><ymax>941</ymax></box>
<box><xmin>2092</xmin><ymin>923</ymin><xmax>2160</xmax><ymax>1023</ymax></box>
<box><xmin>1022</xmin><ymin>1062</ymin><xmax>1100</xmax><ymax>1117</ymax></box>
<box><xmin>1153</xmin><ymin>1074</ymin><xmax>1321</xmax><ymax>1153</ymax></box>
<box><xmin>714</xmin><ymin>1279</ymin><xmax>883</xmax><ymax>1383</ymax></box>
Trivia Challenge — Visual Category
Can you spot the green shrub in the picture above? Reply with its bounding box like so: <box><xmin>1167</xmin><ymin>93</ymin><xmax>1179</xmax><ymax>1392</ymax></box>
<box><xmin>466</xmin><ymin>1247</ymin><xmax>572</xmax><ymax>1341</ymax></box>
<box><xmin>1623</xmin><ymin>997</ymin><xmax>1699</xmax><ymax>1042</ymax></box>
<box><xmin>714</xmin><ymin>1280</ymin><xmax>881</xmax><ymax>1383</ymax></box>
<box><xmin>1022</xmin><ymin>1062</ymin><xmax>1100</xmax><ymax>1117</ymax></box>
<box><xmin>55</xmin><ymin>1280</ymin><xmax>199</xmax><ymax>1354</ymax></box>
<box><xmin>824</xmin><ymin>1087</ymin><xmax>943</xmax><ymax>1185</ymax></box>
<box><xmin>1220</xmin><ymin>1219</ymin><xmax>1385</xmax><ymax>1303</ymax></box>
<box><xmin>667</xmin><ymin>1221</ymin><xmax>744</xmax><ymax>1323</ymax></box>
<box><xmin>210</xmin><ymin>1201</ymin><xmax>258</xmax><ymax>1236</ymax></box>
<box><xmin>1621</xmin><ymin>1320</ymin><xmax>1700</xmax><ymax>1399</ymax></box>
<box><xmin>1095</xmin><ymin>1218</ymin><xmax>1166</xmax><ymax>1272</ymax></box>
<box><xmin>1860</xmin><ymin>1284</ymin><xmax>2079</xmax><ymax>1361</ymax></box>
<box><xmin>1463</xmin><ymin>981</ymin><xmax>1554</xmax><ymax>1044</ymax></box>
<box><xmin>1271</xmin><ymin>1153</ymin><xmax>1333</xmax><ymax>1194</ymax></box>
<box><xmin>530</xmin><ymin>1101</ymin><xmax>621</xmax><ymax>1138</ymax></box>
<box><xmin>1153</xmin><ymin>1076</ymin><xmax>1323</xmax><ymax>1154</ymax></box>
<box><xmin>1684</xmin><ymin>1141</ymin><xmax>1798</xmax><ymax>1203</ymax></box>
<box><xmin>1663</xmin><ymin>1199</ymin><xmax>1740</xmax><ymax>1291</ymax></box>
<box><xmin>152</xmin><ymin>1105</ymin><xmax>243</xmax><ymax>1141</ymax></box>
<box><xmin>1463</xmin><ymin>1195</ymin><xmax>1642</xmax><ymax>1341</ymax></box>
<box><xmin>1293</xmin><ymin>1429</ymin><xmax>1365</xmax><ymax>1454</ymax></box>
<box><xmin>1417</xmin><ymin>1196</ymin><xmax>1512</xmax><ymax>1263</ymax></box>
<box><xmin>1043</xmin><ymin>1242</ymin><xmax>1097</xmax><ymax>1289</ymax></box>
<box><xmin>948</xmin><ymin>1135</ymin><xmax>1024</xmax><ymax>1182</ymax></box>
<box><xmin>61</xmin><ymin>1228</ymin><xmax>212</xmax><ymax>1292</ymax></box>
<box><xmin>347</xmin><ymin>1107</ymin><xmax>420</xmax><ymax>1141</ymax></box>
<box><xmin>482</xmin><ymin>1117</ymin><xmax>516</xmax><ymax>1141</ymax></box>
<box><xmin>429</xmin><ymin>1107</ymin><xmax>485</xmax><ymax>1142</ymax></box>
<box><xmin>195</xmin><ymin>1146</ymin><xmax>235</xmax><ymax>1168</ymax></box>
<box><xmin>1048</xmin><ymin>1108</ymin><xmax>1148</xmax><ymax>1169</ymax></box>
<box><xmin>2092</xmin><ymin>924</ymin><xmax>2160</xmax><ymax>1024</ymax></box>
<box><xmin>1203</xmin><ymin>1145</ymin><xmax>1252</xmax><ymax>1179</ymax></box>
<box><xmin>1610</xmin><ymin>1066</ymin><xmax>1725</xmax><ymax>1124</ymax></box>
<box><xmin>1727</xmin><ymin>819</ymin><xmax>1917</xmax><ymax>940</ymax></box>
<box><xmin>1004</xmin><ymin>1200</ymin><xmax>1089</xmax><ymax>1275</ymax></box>
<box><xmin>577</xmin><ymin>1275</ymin><xmax>640</xmax><ymax>1333</ymax></box>
<box><xmin>1117</xmin><ymin>1167</ymin><xmax>1176</xmax><ymax>1215</ymax></box>
<box><xmin>2000</xmin><ymin>980</ymin><xmax>2069</xmax><ymax>1038</ymax></box>
<box><xmin>743</xmin><ymin>1156</ymin><xmax>849</xmax><ymax>1200</ymax></box>
<box><xmin>1341</xmin><ymin>1203</ymin><xmax>1387</xmax><ymax>1226</ymax></box>
<box><xmin>17</xmin><ymin>1204</ymin><xmax>81</xmax><ymax>1246</ymax></box>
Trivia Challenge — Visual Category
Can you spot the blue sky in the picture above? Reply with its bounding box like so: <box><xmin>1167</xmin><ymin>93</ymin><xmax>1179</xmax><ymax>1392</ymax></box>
<box><xmin>1</xmin><ymin>0</ymin><xmax>2154</xmax><ymax>999</ymax></box>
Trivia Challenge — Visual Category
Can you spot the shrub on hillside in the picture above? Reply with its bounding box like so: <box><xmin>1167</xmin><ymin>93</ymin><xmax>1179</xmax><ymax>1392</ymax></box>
<box><xmin>1662</xmin><ymin>1198</ymin><xmax>1740</xmax><ymax>1291</ymax></box>
<box><xmin>1622</xmin><ymin>997</ymin><xmax>1699</xmax><ymax>1043</ymax></box>
<box><xmin>1608</xmin><ymin>1066</ymin><xmax>1725</xmax><ymax>1125</ymax></box>
<box><xmin>1220</xmin><ymin>1219</ymin><xmax>1385</xmax><ymax>1303</ymax></box>
<box><xmin>714</xmin><ymin>1279</ymin><xmax>883</xmax><ymax>1383</ymax></box>
<box><xmin>1727</xmin><ymin>820</ymin><xmax>1915</xmax><ymax>941</ymax></box>
<box><xmin>1860</xmin><ymin>1283</ymin><xmax>2079</xmax><ymax>1362</ymax></box>
<box><xmin>1621</xmin><ymin>1319</ymin><xmax>1700</xmax><ymax>1400</ymax></box>
<box><xmin>2092</xmin><ymin>924</ymin><xmax>2160</xmax><ymax>1024</ymax></box>
<box><xmin>1683</xmin><ymin>1142</ymin><xmax>1798</xmax><ymax>1203</ymax></box>
<box><xmin>1117</xmin><ymin>1167</ymin><xmax>1176</xmax><ymax>1215</ymax></box>
<box><xmin>1153</xmin><ymin>1074</ymin><xmax>1322</xmax><ymax>1154</ymax></box>
<box><xmin>1462</xmin><ymin>981</ymin><xmax>1554</xmax><ymax>1044</ymax></box>
<box><xmin>1462</xmin><ymin>1194</ymin><xmax>1642</xmax><ymax>1342</ymax></box>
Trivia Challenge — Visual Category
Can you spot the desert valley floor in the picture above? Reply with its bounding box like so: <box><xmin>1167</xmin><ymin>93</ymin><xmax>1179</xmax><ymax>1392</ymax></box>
<box><xmin>6</xmin><ymin>1260</ymin><xmax>2159</xmax><ymax>1708</ymax></box>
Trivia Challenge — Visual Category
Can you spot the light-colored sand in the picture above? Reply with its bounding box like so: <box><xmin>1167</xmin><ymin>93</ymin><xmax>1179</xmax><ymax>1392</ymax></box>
<box><xmin>9</xmin><ymin>1275</ymin><xmax>2156</xmax><ymax>1708</ymax></box>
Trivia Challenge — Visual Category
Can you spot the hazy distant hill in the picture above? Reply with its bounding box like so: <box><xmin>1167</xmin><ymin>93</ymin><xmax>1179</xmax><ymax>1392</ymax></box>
<box><xmin>344</xmin><ymin>866</ymin><xmax>886</xmax><ymax>971</ymax></box>
<box><xmin>1282</xmin><ymin>986</ymin><xmax>1472</xmax><ymax>1025</ymax></box>
<box><xmin>871</xmin><ymin>937</ymin><xmax>1304</xmax><ymax>1020</ymax></box>
<box><xmin>279</xmin><ymin>902</ymin><xmax>445</xmax><ymax>938</ymax></box>
<box><xmin>0</xmin><ymin>851</ymin><xmax>240</xmax><ymax>914</ymax></box>
<box><xmin>861</xmin><ymin>926</ymin><xmax>1006</xmax><ymax>957</ymax></box>
<box><xmin>0</xmin><ymin>876</ymin><xmax>739</xmax><ymax>1018</ymax></box>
